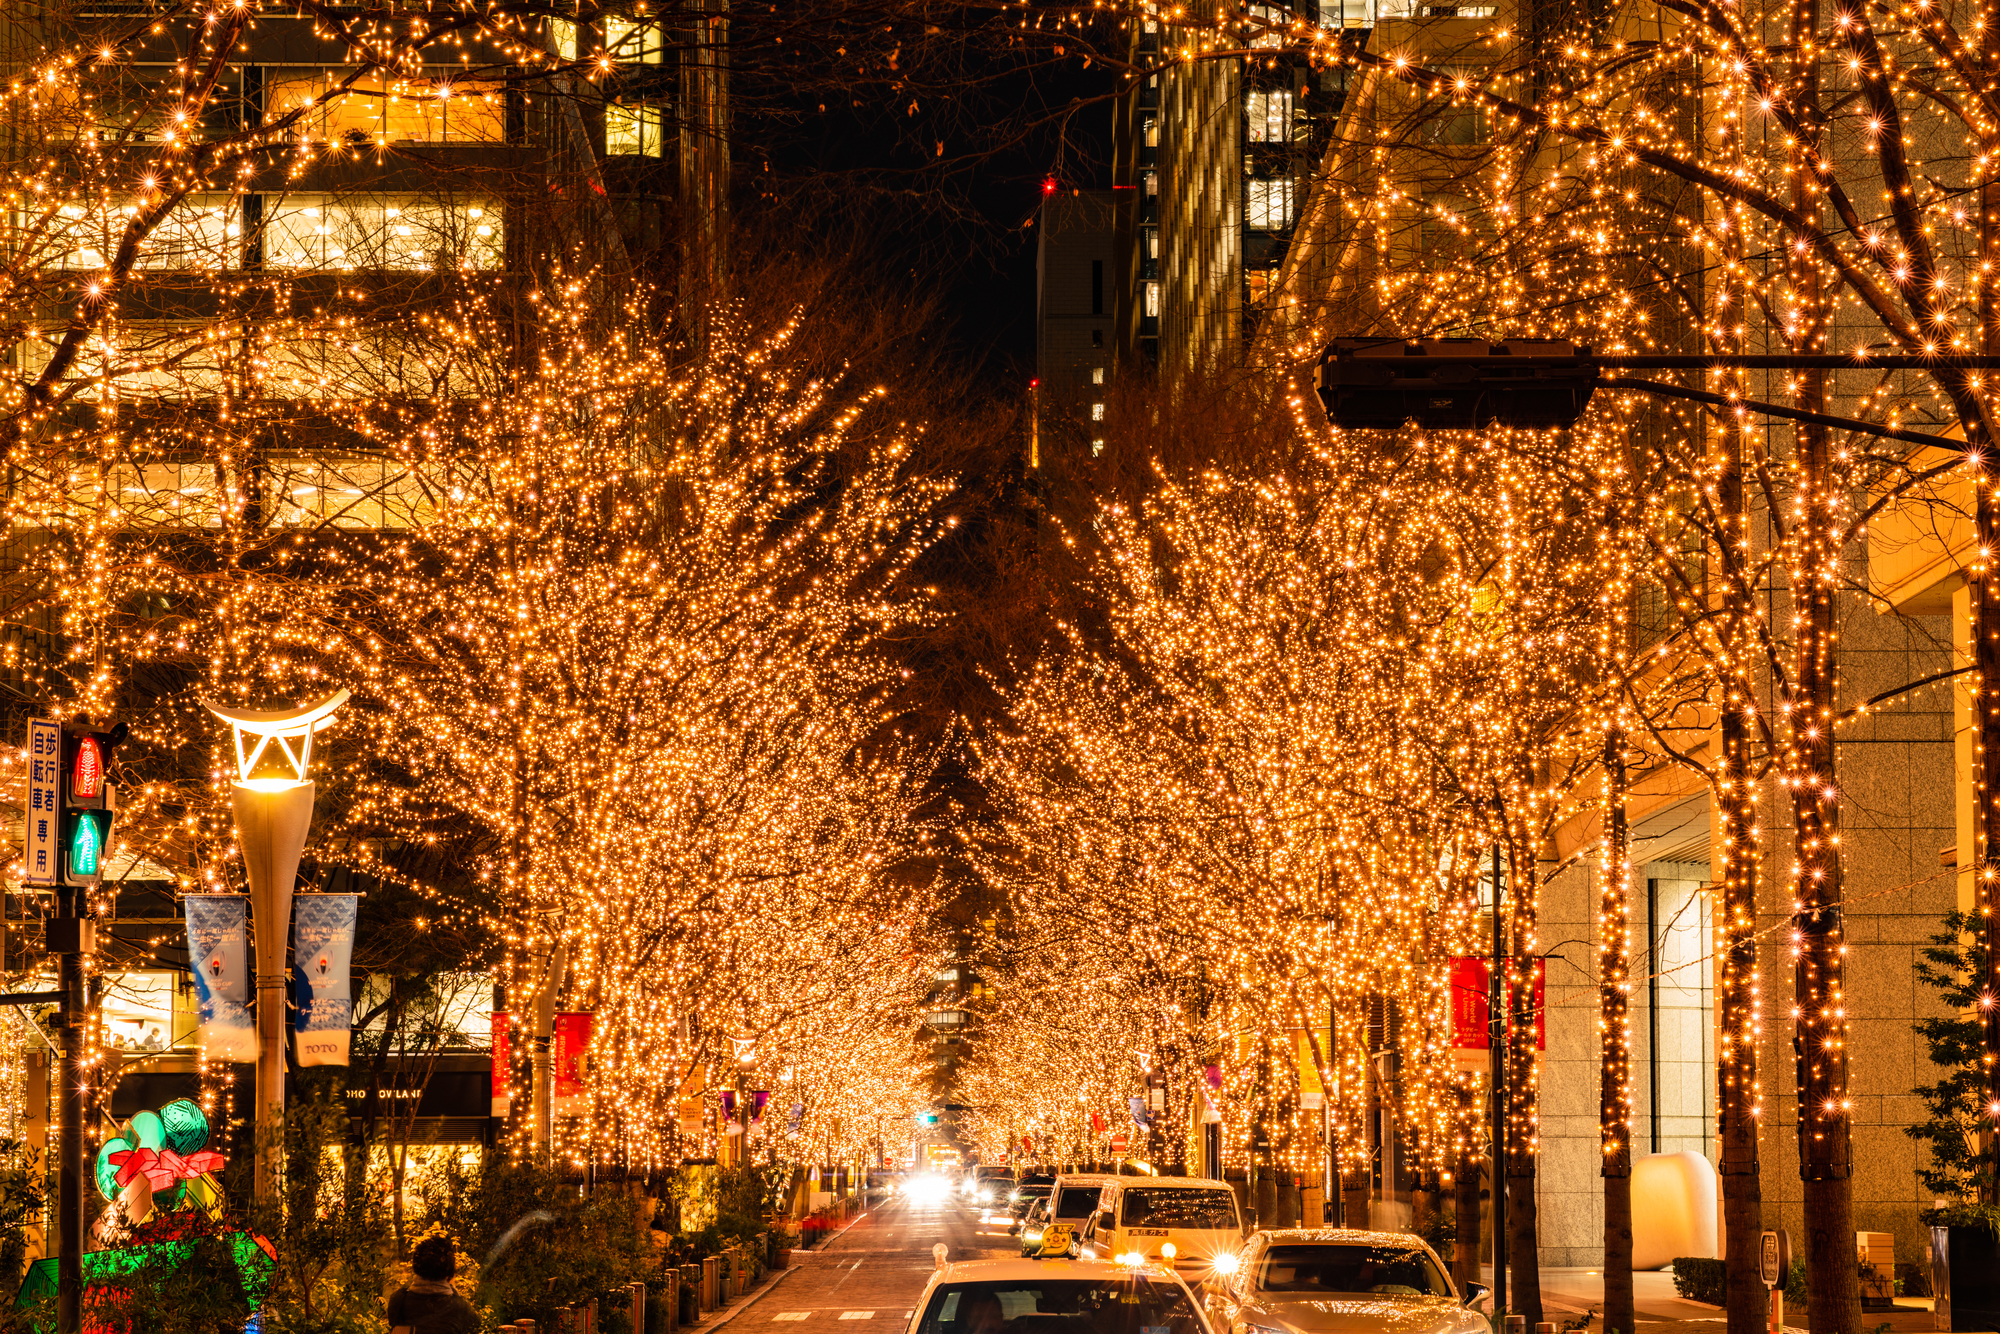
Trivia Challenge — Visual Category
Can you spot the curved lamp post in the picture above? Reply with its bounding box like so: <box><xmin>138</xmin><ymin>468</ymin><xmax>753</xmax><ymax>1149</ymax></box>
<box><xmin>201</xmin><ymin>689</ymin><xmax>349</xmax><ymax>1204</ymax></box>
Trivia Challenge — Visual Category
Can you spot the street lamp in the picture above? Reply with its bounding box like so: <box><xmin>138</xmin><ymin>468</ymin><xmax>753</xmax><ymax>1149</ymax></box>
<box><xmin>202</xmin><ymin>689</ymin><xmax>348</xmax><ymax>1205</ymax></box>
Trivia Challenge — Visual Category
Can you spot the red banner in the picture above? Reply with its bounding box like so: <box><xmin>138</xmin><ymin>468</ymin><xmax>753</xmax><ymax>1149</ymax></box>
<box><xmin>1448</xmin><ymin>957</ymin><xmax>1545</xmax><ymax>1051</ymax></box>
<box><xmin>1449</xmin><ymin>959</ymin><xmax>1489</xmax><ymax>1049</ymax></box>
<box><xmin>490</xmin><ymin>1012</ymin><xmax>511</xmax><ymax>1116</ymax></box>
<box><xmin>554</xmin><ymin>1012</ymin><xmax>593</xmax><ymax>1114</ymax></box>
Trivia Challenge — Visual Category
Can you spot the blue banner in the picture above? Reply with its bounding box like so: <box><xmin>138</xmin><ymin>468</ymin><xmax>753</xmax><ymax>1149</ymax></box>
<box><xmin>183</xmin><ymin>896</ymin><xmax>254</xmax><ymax>1062</ymax></box>
<box><xmin>293</xmin><ymin>894</ymin><xmax>357</xmax><ymax>1067</ymax></box>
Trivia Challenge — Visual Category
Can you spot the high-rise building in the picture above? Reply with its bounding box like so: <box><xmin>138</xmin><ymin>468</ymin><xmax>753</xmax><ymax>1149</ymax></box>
<box><xmin>1034</xmin><ymin>189</ymin><xmax>1117</xmax><ymax>455</ymax></box>
<box><xmin>1109</xmin><ymin>3</ymin><xmax>1364</xmax><ymax>373</ymax></box>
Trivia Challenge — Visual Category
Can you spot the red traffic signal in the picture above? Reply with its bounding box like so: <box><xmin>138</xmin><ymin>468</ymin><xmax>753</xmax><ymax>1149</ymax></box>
<box><xmin>60</xmin><ymin>722</ymin><xmax>125</xmax><ymax>810</ymax></box>
<box><xmin>1314</xmin><ymin>338</ymin><xmax>1598</xmax><ymax>431</ymax></box>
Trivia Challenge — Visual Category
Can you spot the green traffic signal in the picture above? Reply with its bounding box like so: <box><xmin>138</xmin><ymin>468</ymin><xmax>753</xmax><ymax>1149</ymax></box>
<box><xmin>62</xmin><ymin>809</ymin><xmax>111</xmax><ymax>885</ymax></box>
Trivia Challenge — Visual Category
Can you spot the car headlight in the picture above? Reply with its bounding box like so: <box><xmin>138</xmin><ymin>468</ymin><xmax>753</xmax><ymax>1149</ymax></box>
<box><xmin>1211</xmin><ymin>1252</ymin><xmax>1242</xmax><ymax>1276</ymax></box>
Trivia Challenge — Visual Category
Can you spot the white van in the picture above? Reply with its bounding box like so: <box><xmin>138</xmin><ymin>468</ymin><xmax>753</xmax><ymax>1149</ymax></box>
<box><xmin>1080</xmin><ymin>1176</ymin><xmax>1243</xmax><ymax>1278</ymax></box>
<box><xmin>1044</xmin><ymin>1173</ymin><xmax>1116</xmax><ymax>1253</ymax></box>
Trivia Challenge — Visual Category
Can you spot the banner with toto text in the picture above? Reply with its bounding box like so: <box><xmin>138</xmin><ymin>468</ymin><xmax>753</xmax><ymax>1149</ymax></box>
<box><xmin>293</xmin><ymin>894</ymin><xmax>358</xmax><ymax>1066</ymax></box>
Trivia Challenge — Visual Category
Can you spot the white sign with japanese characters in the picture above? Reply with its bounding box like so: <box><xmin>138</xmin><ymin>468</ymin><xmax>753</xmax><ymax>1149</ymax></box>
<box><xmin>22</xmin><ymin>718</ymin><xmax>59</xmax><ymax>886</ymax></box>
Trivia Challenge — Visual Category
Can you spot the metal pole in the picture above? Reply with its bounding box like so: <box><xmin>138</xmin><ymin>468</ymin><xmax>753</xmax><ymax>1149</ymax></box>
<box><xmin>1491</xmin><ymin>844</ymin><xmax>1507</xmax><ymax>1327</ymax></box>
<box><xmin>54</xmin><ymin>886</ymin><xmax>87</xmax><ymax>1334</ymax></box>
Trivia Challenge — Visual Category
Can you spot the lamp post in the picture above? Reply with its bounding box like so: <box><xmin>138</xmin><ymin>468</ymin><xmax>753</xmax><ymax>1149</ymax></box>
<box><xmin>202</xmin><ymin>690</ymin><xmax>348</xmax><ymax>1205</ymax></box>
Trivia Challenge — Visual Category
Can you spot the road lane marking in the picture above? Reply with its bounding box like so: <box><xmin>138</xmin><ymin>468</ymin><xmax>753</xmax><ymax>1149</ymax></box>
<box><xmin>772</xmin><ymin>1316</ymin><xmax>810</xmax><ymax>1323</ymax></box>
<box><xmin>839</xmin><ymin>1313</ymin><xmax>876</xmax><ymax>1321</ymax></box>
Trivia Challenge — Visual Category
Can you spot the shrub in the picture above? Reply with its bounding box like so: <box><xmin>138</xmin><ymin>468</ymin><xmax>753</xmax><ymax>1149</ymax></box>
<box><xmin>1672</xmin><ymin>1256</ymin><xmax>1808</xmax><ymax>1308</ymax></box>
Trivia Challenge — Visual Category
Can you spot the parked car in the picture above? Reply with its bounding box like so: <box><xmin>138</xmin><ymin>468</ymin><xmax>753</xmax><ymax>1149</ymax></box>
<box><xmin>908</xmin><ymin>1256</ymin><xmax>1211</xmax><ymax>1334</ymax></box>
<box><xmin>1201</xmin><ymin>1229</ymin><xmax>1489</xmax><ymax>1334</ymax></box>
<box><xmin>1079</xmin><ymin>1176</ymin><xmax>1242</xmax><ymax>1278</ymax></box>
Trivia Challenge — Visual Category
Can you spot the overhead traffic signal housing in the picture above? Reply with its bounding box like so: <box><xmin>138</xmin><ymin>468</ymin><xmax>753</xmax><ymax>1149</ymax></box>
<box><xmin>1314</xmin><ymin>338</ymin><xmax>1599</xmax><ymax>431</ymax></box>
<box><xmin>60</xmin><ymin>723</ymin><xmax>125</xmax><ymax>888</ymax></box>
<box><xmin>916</xmin><ymin>1111</ymin><xmax>940</xmax><ymax>1127</ymax></box>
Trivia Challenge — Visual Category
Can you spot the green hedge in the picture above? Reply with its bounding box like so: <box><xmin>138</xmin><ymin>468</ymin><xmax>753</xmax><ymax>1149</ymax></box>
<box><xmin>1671</xmin><ymin>1257</ymin><xmax>1807</xmax><ymax>1307</ymax></box>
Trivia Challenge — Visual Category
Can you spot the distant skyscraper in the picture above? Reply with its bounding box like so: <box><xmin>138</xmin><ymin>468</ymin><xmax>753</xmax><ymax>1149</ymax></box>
<box><xmin>1035</xmin><ymin>190</ymin><xmax>1117</xmax><ymax>455</ymax></box>
<box><xmin>1111</xmin><ymin>2</ymin><xmax>1364</xmax><ymax>372</ymax></box>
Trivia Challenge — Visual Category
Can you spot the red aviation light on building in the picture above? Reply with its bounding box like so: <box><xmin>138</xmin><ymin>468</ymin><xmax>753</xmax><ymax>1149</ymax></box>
<box><xmin>69</xmin><ymin>734</ymin><xmax>104</xmax><ymax>800</ymax></box>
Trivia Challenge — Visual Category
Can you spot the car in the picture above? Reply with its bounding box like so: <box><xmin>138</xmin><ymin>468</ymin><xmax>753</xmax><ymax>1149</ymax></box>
<box><xmin>1006</xmin><ymin>1181</ymin><xmax>1054</xmax><ymax>1230</ymax></box>
<box><xmin>1079</xmin><ymin>1176</ymin><xmax>1243</xmax><ymax>1278</ymax></box>
<box><xmin>907</xmin><ymin>1255</ymin><xmax>1213</xmax><ymax>1334</ymax></box>
<box><xmin>1200</xmin><ymin>1229</ymin><xmax>1489</xmax><ymax>1334</ymax></box>
<box><xmin>966</xmin><ymin>1165</ymin><xmax>1015</xmax><ymax>1205</ymax></box>
<box><xmin>1016</xmin><ymin>1198</ymin><xmax>1052</xmax><ymax>1255</ymax></box>
<box><xmin>1044</xmin><ymin>1173</ymin><xmax>1115</xmax><ymax>1252</ymax></box>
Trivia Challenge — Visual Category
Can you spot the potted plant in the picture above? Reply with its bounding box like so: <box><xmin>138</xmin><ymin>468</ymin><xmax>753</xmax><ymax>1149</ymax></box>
<box><xmin>1906</xmin><ymin>911</ymin><xmax>2000</xmax><ymax>1331</ymax></box>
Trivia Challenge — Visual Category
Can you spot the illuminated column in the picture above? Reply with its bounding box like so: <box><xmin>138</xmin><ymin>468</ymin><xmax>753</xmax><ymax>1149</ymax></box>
<box><xmin>530</xmin><ymin>937</ymin><xmax>567</xmax><ymax>1152</ymax></box>
<box><xmin>202</xmin><ymin>690</ymin><xmax>349</xmax><ymax>1207</ymax></box>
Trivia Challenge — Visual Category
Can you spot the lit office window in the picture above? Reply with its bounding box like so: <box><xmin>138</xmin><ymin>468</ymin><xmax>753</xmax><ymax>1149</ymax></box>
<box><xmin>1247</xmin><ymin>178</ymin><xmax>1296</xmax><ymax>229</ymax></box>
<box><xmin>1249</xmin><ymin>2</ymin><xmax>1288</xmax><ymax>46</ymax></box>
<box><xmin>605</xmin><ymin>18</ymin><xmax>666</xmax><ymax>63</ymax></box>
<box><xmin>54</xmin><ymin>196</ymin><xmax>243</xmax><ymax>271</ymax></box>
<box><xmin>1092</xmin><ymin>367</ymin><xmax>1105</xmax><ymax>385</ymax></box>
<box><xmin>266</xmin><ymin>72</ymin><xmax>504</xmax><ymax>144</ymax></box>
<box><xmin>263</xmin><ymin>194</ymin><xmax>501</xmax><ymax>271</ymax></box>
<box><xmin>1247</xmin><ymin>90</ymin><xmax>1293</xmax><ymax>142</ymax></box>
<box><xmin>1144</xmin><ymin>117</ymin><xmax>1159</xmax><ymax>148</ymax></box>
<box><xmin>100</xmin><ymin>973</ymin><xmax>188</xmax><ymax>1051</ymax></box>
<box><xmin>1145</xmin><ymin>281</ymin><xmax>1161</xmax><ymax>317</ymax></box>
<box><xmin>551</xmin><ymin>18</ymin><xmax>578</xmax><ymax>59</ymax></box>
<box><xmin>1092</xmin><ymin>439</ymin><xmax>1105</xmax><ymax>456</ymax></box>
<box><xmin>1091</xmin><ymin>403</ymin><xmax>1105</xmax><ymax>421</ymax></box>
<box><xmin>606</xmin><ymin>103</ymin><xmax>664</xmax><ymax>156</ymax></box>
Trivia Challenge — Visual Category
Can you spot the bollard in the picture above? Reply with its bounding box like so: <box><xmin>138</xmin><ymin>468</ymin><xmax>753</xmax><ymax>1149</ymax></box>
<box><xmin>630</xmin><ymin>1281</ymin><xmax>646</xmax><ymax>1334</ymax></box>
<box><xmin>518</xmin><ymin>1322</ymin><xmax>538</xmax><ymax>1334</ymax></box>
<box><xmin>1535</xmin><ymin>1325</ymin><xmax>1557</xmax><ymax>1334</ymax></box>
<box><xmin>1504</xmin><ymin>1318</ymin><xmax>1525</xmax><ymax>1334</ymax></box>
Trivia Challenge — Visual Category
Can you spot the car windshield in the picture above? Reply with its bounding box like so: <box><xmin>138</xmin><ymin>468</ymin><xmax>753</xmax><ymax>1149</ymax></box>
<box><xmin>1119</xmin><ymin>1189</ymin><xmax>1239</xmax><ymax>1231</ymax></box>
<box><xmin>917</xmin><ymin>1277</ymin><xmax>1203</xmax><ymax>1334</ymax></box>
<box><xmin>1054</xmin><ymin>1187</ymin><xmax>1103</xmax><ymax>1220</ymax></box>
<box><xmin>1253</xmin><ymin>1244</ymin><xmax>1452</xmax><ymax>1298</ymax></box>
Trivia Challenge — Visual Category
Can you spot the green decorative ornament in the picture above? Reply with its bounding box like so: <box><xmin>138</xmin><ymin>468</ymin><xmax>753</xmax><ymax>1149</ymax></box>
<box><xmin>158</xmin><ymin>1099</ymin><xmax>208</xmax><ymax>1156</ymax></box>
<box><xmin>95</xmin><ymin>1102</ymin><xmax>208</xmax><ymax>1212</ymax></box>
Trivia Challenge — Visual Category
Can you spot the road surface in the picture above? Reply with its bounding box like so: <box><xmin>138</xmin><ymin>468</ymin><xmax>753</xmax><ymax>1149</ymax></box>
<box><xmin>735</xmin><ymin>1193</ymin><xmax>1016</xmax><ymax>1334</ymax></box>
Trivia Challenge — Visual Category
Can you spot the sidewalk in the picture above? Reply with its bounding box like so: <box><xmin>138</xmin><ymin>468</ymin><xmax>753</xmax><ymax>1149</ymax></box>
<box><xmin>1518</xmin><ymin>1267</ymin><xmax>1939</xmax><ymax>1333</ymax></box>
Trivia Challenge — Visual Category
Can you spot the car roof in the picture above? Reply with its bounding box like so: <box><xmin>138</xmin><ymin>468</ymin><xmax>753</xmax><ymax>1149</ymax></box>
<box><xmin>1250</xmin><ymin>1228</ymin><xmax>1436</xmax><ymax>1246</ymax></box>
<box><xmin>933</xmin><ymin>1257</ymin><xmax>1185</xmax><ymax>1285</ymax></box>
<box><xmin>1109</xmin><ymin>1176</ymin><xmax>1234</xmax><ymax>1190</ymax></box>
<box><xmin>1053</xmin><ymin>1174</ymin><xmax>1116</xmax><ymax>1186</ymax></box>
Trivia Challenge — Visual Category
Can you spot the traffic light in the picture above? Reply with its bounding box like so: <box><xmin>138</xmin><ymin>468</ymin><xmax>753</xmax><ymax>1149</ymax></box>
<box><xmin>60</xmin><ymin>723</ymin><xmax>125</xmax><ymax>888</ymax></box>
<box><xmin>916</xmin><ymin>1111</ymin><xmax>940</xmax><ymax>1127</ymax></box>
<box><xmin>1314</xmin><ymin>338</ymin><xmax>1599</xmax><ymax>431</ymax></box>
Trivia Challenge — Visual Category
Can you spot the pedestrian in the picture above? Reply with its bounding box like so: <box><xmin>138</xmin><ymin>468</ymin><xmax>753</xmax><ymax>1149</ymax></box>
<box><xmin>388</xmin><ymin>1234</ymin><xmax>480</xmax><ymax>1334</ymax></box>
